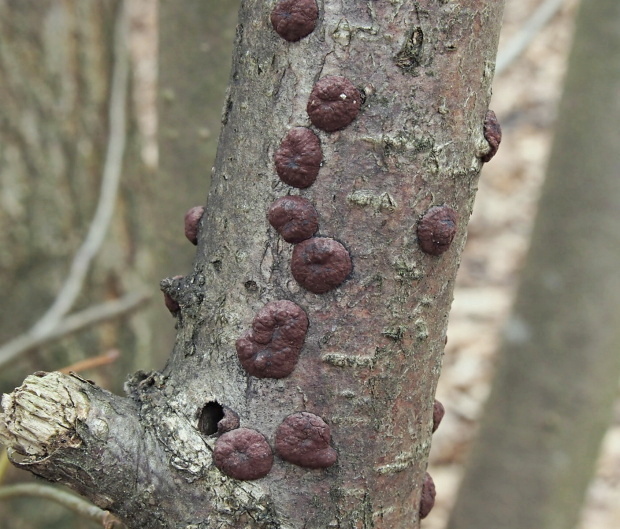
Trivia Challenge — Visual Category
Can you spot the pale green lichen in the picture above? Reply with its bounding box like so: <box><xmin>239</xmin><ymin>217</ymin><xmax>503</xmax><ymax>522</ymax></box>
<box><xmin>347</xmin><ymin>190</ymin><xmax>397</xmax><ymax>211</ymax></box>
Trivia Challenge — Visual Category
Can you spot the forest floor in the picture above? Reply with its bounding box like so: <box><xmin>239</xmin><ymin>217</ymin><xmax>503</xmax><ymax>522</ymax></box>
<box><xmin>427</xmin><ymin>1</ymin><xmax>620</xmax><ymax>528</ymax></box>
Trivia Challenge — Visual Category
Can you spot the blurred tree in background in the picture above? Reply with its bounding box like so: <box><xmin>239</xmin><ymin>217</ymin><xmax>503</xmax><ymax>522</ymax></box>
<box><xmin>448</xmin><ymin>1</ymin><xmax>620</xmax><ymax>528</ymax></box>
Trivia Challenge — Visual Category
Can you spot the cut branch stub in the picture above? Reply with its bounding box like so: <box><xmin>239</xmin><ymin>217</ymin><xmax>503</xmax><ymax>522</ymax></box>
<box><xmin>417</xmin><ymin>206</ymin><xmax>458</xmax><ymax>256</ymax></box>
<box><xmin>481</xmin><ymin>109</ymin><xmax>502</xmax><ymax>162</ymax></box>
<box><xmin>270</xmin><ymin>0</ymin><xmax>318</xmax><ymax>42</ymax></box>
<box><xmin>184</xmin><ymin>205</ymin><xmax>205</xmax><ymax>245</ymax></box>
<box><xmin>306</xmin><ymin>76</ymin><xmax>361</xmax><ymax>132</ymax></box>
<box><xmin>275</xmin><ymin>412</ymin><xmax>337</xmax><ymax>469</ymax></box>
<box><xmin>432</xmin><ymin>400</ymin><xmax>445</xmax><ymax>433</ymax></box>
<box><xmin>291</xmin><ymin>237</ymin><xmax>352</xmax><ymax>293</ymax></box>
<box><xmin>274</xmin><ymin>127</ymin><xmax>322</xmax><ymax>188</ymax></box>
<box><xmin>419</xmin><ymin>472</ymin><xmax>436</xmax><ymax>519</ymax></box>
<box><xmin>235</xmin><ymin>300</ymin><xmax>309</xmax><ymax>378</ymax></box>
<box><xmin>213</xmin><ymin>428</ymin><xmax>274</xmax><ymax>480</ymax></box>
<box><xmin>268</xmin><ymin>195</ymin><xmax>319</xmax><ymax>243</ymax></box>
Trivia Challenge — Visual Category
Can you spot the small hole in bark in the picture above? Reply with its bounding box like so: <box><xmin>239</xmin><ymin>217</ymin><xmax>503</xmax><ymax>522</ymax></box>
<box><xmin>199</xmin><ymin>402</ymin><xmax>225</xmax><ymax>436</ymax></box>
<box><xmin>244</xmin><ymin>280</ymin><xmax>259</xmax><ymax>293</ymax></box>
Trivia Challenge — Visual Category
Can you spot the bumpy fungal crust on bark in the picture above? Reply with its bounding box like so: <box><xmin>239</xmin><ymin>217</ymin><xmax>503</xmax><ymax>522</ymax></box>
<box><xmin>419</xmin><ymin>472</ymin><xmax>437</xmax><ymax>519</ymax></box>
<box><xmin>275</xmin><ymin>412</ymin><xmax>337</xmax><ymax>469</ymax></box>
<box><xmin>306</xmin><ymin>76</ymin><xmax>361</xmax><ymax>132</ymax></box>
<box><xmin>481</xmin><ymin>109</ymin><xmax>502</xmax><ymax>162</ymax></box>
<box><xmin>161</xmin><ymin>275</ymin><xmax>184</xmax><ymax>314</ymax></box>
<box><xmin>236</xmin><ymin>300</ymin><xmax>309</xmax><ymax>378</ymax></box>
<box><xmin>218</xmin><ymin>406</ymin><xmax>241</xmax><ymax>434</ymax></box>
<box><xmin>417</xmin><ymin>206</ymin><xmax>458</xmax><ymax>256</ymax></box>
<box><xmin>270</xmin><ymin>0</ymin><xmax>318</xmax><ymax>42</ymax></box>
<box><xmin>432</xmin><ymin>400</ymin><xmax>445</xmax><ymax>433</ymax></box>
<box><xmin>268</xmin><ymin>195</ymin><xmax>319</xmax><ymax>243</ymax></box>
<box><xmin>213</xmin><ymin>428</ymin><xmax>274</xmax><ymax>480</ymax></box>
<box><xmin>274</xmin><ymin>127</ymin><xmax>322</xmax><ymax>188</ymax></box>
<box><xmin>291</xmin><ymin>237</ymin><xmax>352</xmax><ymax>293</ymax></box>
<box><xmin>184</xmin><ymin>205</ymin><xmax>205</xmax><ymax>245</ymax></box>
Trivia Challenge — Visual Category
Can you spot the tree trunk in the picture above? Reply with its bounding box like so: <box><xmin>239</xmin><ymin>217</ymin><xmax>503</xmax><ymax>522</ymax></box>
<box><xmin>0</xmin><ymin>1</ymin><xmax>505</xmax><ymax>528</ymax></box>
<box><xmin>447</xmin><ymin>1</ymin><xmax>620</xmax><ymax>528</ymax></box>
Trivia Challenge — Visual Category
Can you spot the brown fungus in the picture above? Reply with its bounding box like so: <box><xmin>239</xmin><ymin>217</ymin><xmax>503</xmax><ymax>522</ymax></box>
<box><xmin>481</xmin><ymin>109</ymin><xmax>502</xmax><ymax>162</ymax></box>
<box><xmin>270</xmin><ymin>0</ymin><xmax>318</xmax><ymax>42</ymax></box>
<box><xmin>291</xmin><ymin>237</ymin><xmax>352</xmax><ymax>293</ymax></box>
<box><xmin>217</xmin><ymin>407</ymin><xmax>241</xmax><ymax>434</ymax></box>
<box><xmin>274</xmin><ymin>127</ymin><xmax>322</xmax><ymax>188</ymax></box>
<box><xmin>419</xmin><ymin>472</ymin><xmax>436</xmax><ymax>519</ymax></box>
<box><xmin>417</xmin><ymin>206</ymin><xmax>458</xmax><ymax>256</ymax></box>
<box><xmin>213</xmin><ymin>428</ymin><xmax>273</xmax><ymax>480</ymax></box>
<box><xmin>184</xmin><ymin>205</ymin><xmax>205</xmax><ymax>245</ymax></box>
<box><xmin>268</xmin><ymin>195</ymin><xmax>319</xmax><ymax>243</ymax></box>
<box><xmin>307</xmin><ymin>76</ymin><xmax>361</xmax><ymax>132</ymax></box>
<box><xmin>160</xmin><ymin>275</ymin><xmax>184</xmax><ymax>314</ymax></box>
<box><xmin>432</xmin><ymin>400</ymin><xmax>445</xmax><ymax>433</ymax></box>
<box><xmin>236</xmin><ymin>300</ymin><xmax>309</xmax><ymax>378</ymax></box>
<box><xmin>275</xmin><ymin>412</ymin><xmax>337</xmax><ymax>469</ymax></box>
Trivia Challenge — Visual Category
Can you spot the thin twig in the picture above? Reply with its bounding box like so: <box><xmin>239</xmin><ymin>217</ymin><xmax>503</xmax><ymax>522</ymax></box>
<box><xmin>59</xmin><ymin>348</ymin><xmax>121</xmax><ymax>374</ymax></box>
<box><xmin>0</xmin><ymin>449</ymin><xmax>9</xmax><ymax>485</ymax></box>
<box><xmin>0</xmin><ymin>292</ymin><xmax>150</xmax><ymax>369</ymax></box>
<box><xmin>496</xmin><ymin>0</ymin><xmax>566</xmax><ymax>77</ymax></box>
<box><xmin>30</xmin><ymin>1</ymin><xmax>130</xmax><ymax>338</ymax></box>
<box><xmin>0</xmin><ymin>483</ymin><xmax>124</xmax><ymax>527</ymax></box>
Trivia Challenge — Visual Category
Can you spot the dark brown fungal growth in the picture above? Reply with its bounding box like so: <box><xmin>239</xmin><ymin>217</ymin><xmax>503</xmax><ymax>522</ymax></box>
<box><xmin>419</xmin><ymin>472</ymin><xmax>436</xmax><ymax>519</ymax></box>
<box><xmin>417</xmin><ymin>206</ymin><xmax>458</xmax><ymax>256</ymax></box>
<box><xmin>270</xmin><ymin>0</ymin><xmax>318</xmax><ymax>42</ymax></box>
<box><xmin>236</xmin><ymin>300</ymin><xmax>309</xmax><ymax>378</ymax></box>
<box><xmin>163</xmin><ymin>292</ymin><xmax>180</xmax><ymax>314</ymax></box>
<box><xmin>213</xmin><ymin>428</ymin><xmax>273</xmax><ymax>480</ymax></box>
<box><xmin>274</xmin><ymin>127</ymin><xmax>322</xmax><ymax>188</ymax></box>
<box><xmin>291</xmin><ymin>237</ymin><xmax>352</xmax><ymax>293</ymax></box>
<box><xmin>217</xmin><ymin>407</ymin><xmax>241</xmax><ymax>434</ymax></box>
<box><xmin>307</xmin><ymin>76</ymin><xmax>361</xmax><ymax>132</ymax></box>
<box><xmin>275</xmin><ymin>412</ymin><xmax>337</xmax><ymax>468</ymax></box>
<box><xmin>481</xmin><ymin>109</ymin><xmax>502</xmax><ymax>162</ymax></box>
<box><xmin>184</xmin><ymin>205</ymin><xmax>205</xmax><ymax>245</ymax></box>
<box><xmin>432</xmin><ymin>400</ymin><xmax>445</xmax><ymax>433</ymax></box>
<box><xmin>161</xmin><ymin>275</ymin><xmax>184</xmax><ymax>314</ymax></box>
<box><xmin>268</xmin><ymin>196</ymin><xmax>319</xmax><ymax>243</ymax></box>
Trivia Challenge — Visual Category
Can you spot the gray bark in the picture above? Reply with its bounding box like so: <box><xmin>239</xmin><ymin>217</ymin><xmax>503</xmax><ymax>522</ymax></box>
<box><xmin>1</xmin><ymin>1</ymin><xmax>505</xmax><ymax>528</ymax></box>
<box><xmin>447</xmin><ymin>1</ymin><xmax>620</xmax><ymax>528</ymax></box>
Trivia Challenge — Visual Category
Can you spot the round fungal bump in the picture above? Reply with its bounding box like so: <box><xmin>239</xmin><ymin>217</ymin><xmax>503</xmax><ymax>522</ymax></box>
<box><xmin>275</xmin><ymin>412</ymin><xmax>337</xmax><ymax>468</ymax></box>
<box><xmin>432</xmin><ymin>400</ymin><xmax>445</xmax><ymax>433</ymax></box>
<box><xmin>307</xmin><ymin>76</ymin><xmax>361</xmax><ymax>132</ymax></box>
<box><xmin>419</xmin><ymin>472</ymin><xmax>436</xmax><ymax>519</ymax></box>
<box><xmin>270</xmin><ymin>0</ymin><xmax>318</xmax><ymax>42</ymax></box>
<box><xmin>268</xmin><ymin>196</ymin><xmax>319</xmax><ymax>243</ymax></box>
<box><xmin>274</xmin><ymin>127</ymin><xmax>322</xmax><ymax>188</ymax></box>
<box><xmin>481</xmin><ymin>109</ymin><xmax>502</xmax><ymax>162</ymax></box>
<box><xmin>160</xmin><ymin>275</ymin><xmax>184</xmax><ymax>314</ymax></box>
<box><xmin>184</xmin><ymin>205</ymin><xmax>205</xmax><ymax>245</ymax></box>
<box><xmin>291</xmin><ymin>237</ymin><xmax>352</xmax><ymax>293</ymax></box>
<box><xmin>236</xmin><ymin>300</ymin><xmax>309</xmax><ymax>378</ymax></box>
<box><xmin>417</xmin><ymin>206</ymin><xmax>458</xmax><ymax>256</ymax></box>
<box><xmin>213</xmin><ymin>428</ymin><xmax>273</xmax><ymax>480</ymax></box>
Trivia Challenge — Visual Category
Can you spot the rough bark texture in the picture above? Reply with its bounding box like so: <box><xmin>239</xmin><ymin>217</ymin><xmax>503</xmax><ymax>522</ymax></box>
<box><xmin>1</xmin><ymin>1</ymin><xmax>504</xmax><ymax>528</ymax></box>
<box><xmin>448</xmin><ymin>2</ymin><xmax>620</xmax><ymax>528</ymax></box>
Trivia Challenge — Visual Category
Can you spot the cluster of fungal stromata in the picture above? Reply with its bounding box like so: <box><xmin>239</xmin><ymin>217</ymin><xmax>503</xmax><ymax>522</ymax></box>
<box><xmin>170</xmin><ymin>1</ymin><xmax>503</xmax><ymax>520</ymax></box>
<box><xmin>212</xmin><ymin>0</ymin><xmax>340</xmax><ymax>483</ymax></box>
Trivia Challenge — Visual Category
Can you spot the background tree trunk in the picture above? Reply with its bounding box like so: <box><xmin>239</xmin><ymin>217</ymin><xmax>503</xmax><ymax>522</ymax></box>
<box><xmin>447</xmin><ymin>1</ymin><xmax>620</xmax><ymax>528</ymax></box>
<box><xmin>1</xmin><ymin>1</ymin><xmax>505</xmax><ymax>528</ymax></box>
